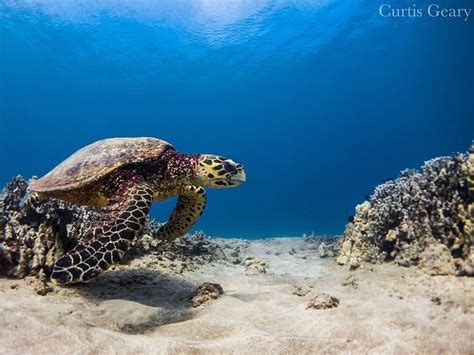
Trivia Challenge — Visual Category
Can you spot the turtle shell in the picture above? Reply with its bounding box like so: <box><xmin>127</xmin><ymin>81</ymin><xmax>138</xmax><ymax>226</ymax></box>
<box><xmin>29</xmin><ymin>137</ymin><xmax>173</xmax><ymax>192</ymax></box>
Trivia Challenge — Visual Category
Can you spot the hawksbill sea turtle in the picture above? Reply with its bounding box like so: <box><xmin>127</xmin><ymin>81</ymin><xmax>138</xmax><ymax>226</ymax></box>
<box><xmin>24</xmin><ymin>137</ymin><xmax>246</xmax><ymax>284</ymax></box>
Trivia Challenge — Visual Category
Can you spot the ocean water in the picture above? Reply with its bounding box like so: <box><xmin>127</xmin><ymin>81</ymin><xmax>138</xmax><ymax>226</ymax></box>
<box><xmin>0</xmin><ymin>0</ymin><xmax>472</xmax><ymax>238</ymax></box>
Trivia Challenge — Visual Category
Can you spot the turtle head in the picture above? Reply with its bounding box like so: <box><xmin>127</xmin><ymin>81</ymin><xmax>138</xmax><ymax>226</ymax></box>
<box><xmin>196</xmin><ymin>154</ymin><xmax>246</xmax><ymax>188</ymax></box>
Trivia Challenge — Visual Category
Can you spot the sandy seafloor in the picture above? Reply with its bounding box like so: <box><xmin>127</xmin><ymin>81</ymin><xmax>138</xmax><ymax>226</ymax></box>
<box><xmin>0</xmin><ymin>238</ymin><xmax>473</xmax><ymax>354</ymax></box>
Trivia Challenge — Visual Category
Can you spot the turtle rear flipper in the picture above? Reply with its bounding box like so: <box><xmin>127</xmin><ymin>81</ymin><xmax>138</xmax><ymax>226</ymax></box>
<box><xmin>51</xmin><ymin>180</ymin><xmax>153</xmax><ymax>284</ymax></box>
<box><xmin>20</xmin><ymin>191</ymin><xmax>43</xmax><ymax>209</ymax></box>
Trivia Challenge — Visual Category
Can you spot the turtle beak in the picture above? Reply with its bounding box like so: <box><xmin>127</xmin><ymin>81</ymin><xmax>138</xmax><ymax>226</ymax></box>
<box><xmin>234</xmin><ymin>164</ymin><xmax>246</xmax><ymax>182</ymax></box>
<box><xmin>227</xmin><ymin>162</ymin><xmax>246</xmax><ymax>185</ymax></box>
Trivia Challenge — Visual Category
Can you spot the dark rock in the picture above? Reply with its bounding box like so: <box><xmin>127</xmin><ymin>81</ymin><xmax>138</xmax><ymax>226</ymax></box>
<box><xmin>190</xmin><ymin>282</ymin><xmax>224</xmax><ymax>307</ymax></box>
<box><xmin>292</xmin><ymin>285</ymin><xmax>311</xmax><ymax>297</ymax></box>
<box><xmin>306</xmin><ymin>293</ymin><xmax>339</xmax><ymax>310</ymax></box>
<box><xmin>431</xmin><ymin>296</ymin><xmax>442</xmax><ymax>305</ymax></box>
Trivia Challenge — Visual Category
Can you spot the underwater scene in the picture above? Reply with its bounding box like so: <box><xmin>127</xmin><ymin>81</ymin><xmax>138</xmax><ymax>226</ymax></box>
<box><xmin>0</xmin><ymin>0</ymin><xmax>473</xmax><ymax>354</ymax></box>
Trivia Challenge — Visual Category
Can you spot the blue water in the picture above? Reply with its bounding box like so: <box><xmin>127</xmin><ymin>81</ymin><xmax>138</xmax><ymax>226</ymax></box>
<box><xmin>0</xmin><ymin>1</ymin><xmax>473</xmax><ymax>238</ymax></box>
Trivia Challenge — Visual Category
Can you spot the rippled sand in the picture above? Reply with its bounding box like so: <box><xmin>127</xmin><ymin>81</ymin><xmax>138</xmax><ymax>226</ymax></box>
<box><xmin>1</xmin><ymin>238</ymin><xmax>472</xmax><ymax>354</ymax></box>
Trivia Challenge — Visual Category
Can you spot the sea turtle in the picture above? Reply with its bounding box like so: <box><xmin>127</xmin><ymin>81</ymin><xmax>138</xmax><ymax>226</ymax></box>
<box><xmin>25</xmin><ymin>137</ymin><xmax>246</xmax><ymax>284</ymax></box>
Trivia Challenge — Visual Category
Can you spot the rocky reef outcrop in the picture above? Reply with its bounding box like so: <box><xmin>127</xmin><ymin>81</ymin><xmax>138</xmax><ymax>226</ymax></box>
<box><xmin>0</xmin><ymin>176</ymin><xmax>235</xmax><ymax>281</ymax></box>
<box><xmin>338</xmin><ymin>146</ymin><xmax>474</xmax><ymax>276</ymax></box>
<box><xmin>0</xmin><ymin>176</ymin><xmax>96</xmax><ymax>281</ymax></box>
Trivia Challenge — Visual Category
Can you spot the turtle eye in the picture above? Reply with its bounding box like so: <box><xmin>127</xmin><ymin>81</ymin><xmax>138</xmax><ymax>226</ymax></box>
<box><xmin>223</xmin><ymin>161</ymin><xmax>237</xmax><ymax>174</ymax></box>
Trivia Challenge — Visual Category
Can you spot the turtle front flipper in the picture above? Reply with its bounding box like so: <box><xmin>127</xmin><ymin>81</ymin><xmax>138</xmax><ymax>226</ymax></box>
<box><xmin>156</xmin><ymin>186</ymin><xmax>206</xmax><ymax>241</ymax></box>
<box><xmin>51</xmin><ymin>181</ymin><xmax>153</xmax><ymax>285</ymax></box>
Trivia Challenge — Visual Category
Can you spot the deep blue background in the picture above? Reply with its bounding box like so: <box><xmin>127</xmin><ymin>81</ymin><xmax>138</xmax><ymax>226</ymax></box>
<box><xmin>1</xmin><ymin>1</ymin><xmax>473</xmax><ymax>238</ymax></box>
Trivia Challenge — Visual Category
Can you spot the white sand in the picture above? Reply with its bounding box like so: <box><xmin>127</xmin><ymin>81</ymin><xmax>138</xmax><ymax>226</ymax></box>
<box><xmin>1</xmin><ymin>238</ymin><xmax>473</xmax><ymax>354</ymax></box>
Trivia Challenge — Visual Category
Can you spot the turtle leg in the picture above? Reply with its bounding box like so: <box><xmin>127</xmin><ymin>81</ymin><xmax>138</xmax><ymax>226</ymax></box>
<box><xmin>155</xmin><ymin>186</ymin><xmax>206</xmax><ymax>241</ymax></box>
<box><xmin>20</xmin><ymin>191</ymin><xmax>44</xmax><ymax>208</ymax></box>
<box><xmin>51</xmin><ymin>182</ymin><xmax>153</xmax><ymax>285</ymax></box>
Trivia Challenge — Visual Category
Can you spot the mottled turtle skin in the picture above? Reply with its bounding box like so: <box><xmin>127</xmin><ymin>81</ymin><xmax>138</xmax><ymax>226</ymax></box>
<box><xmin>26</xmin><ymin>137</ymin><xmax>246</xmax><ymax>284</ymax></box>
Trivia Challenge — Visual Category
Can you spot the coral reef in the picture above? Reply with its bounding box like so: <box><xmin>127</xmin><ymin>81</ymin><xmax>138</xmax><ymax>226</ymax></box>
<box><xmin>0</xmin><ymin>176</ymin><xmax>95</xmax><ymax>281</ymax></box>
<box><xmin>338</xmin><ymin>147</ymin><xmax>474</xmax><ymax>276</ymax></box>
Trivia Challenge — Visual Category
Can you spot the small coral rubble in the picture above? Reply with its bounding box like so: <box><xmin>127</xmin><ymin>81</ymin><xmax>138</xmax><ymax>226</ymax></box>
<box><xmin>190</xmin><ymin>282</ymin><xmax>224</xmax><ymax>307</ymax></box>
<box><xmin>338</xmin><ymin>147</ymin><xmax>473</xmax><ymax>276</ymax></box>
<box><xmin>306</xmin><ymin>293</ymin><xmax>339</xmax><ymax>310</ymax></box>
<box><xmin>133</xmin><ymin>230</ymin><xmax>228</xmax><ymax>274</ymax></box>
<box><xmin>292</xmin><ymin>285</ymin><xmax>313</xmax><ymax>297</ymax></box>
